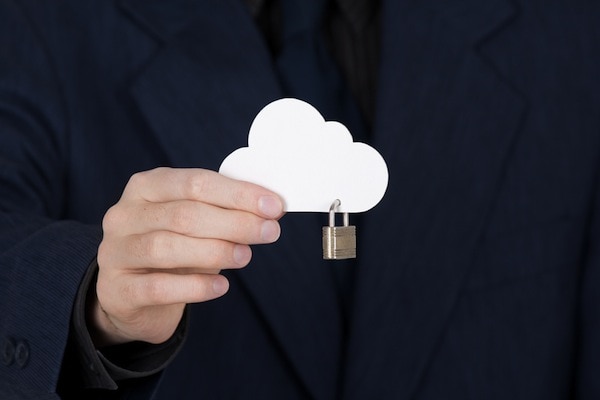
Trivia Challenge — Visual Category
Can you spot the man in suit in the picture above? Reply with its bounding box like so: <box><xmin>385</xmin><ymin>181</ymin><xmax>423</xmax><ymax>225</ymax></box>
<box><xmin>1</xmin><ymin>0</ymin><xmax>600</xmax><ymax>399</ymax></box>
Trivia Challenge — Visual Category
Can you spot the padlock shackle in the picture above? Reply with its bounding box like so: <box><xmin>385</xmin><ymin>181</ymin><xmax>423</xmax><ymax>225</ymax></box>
<box><xmin>328</xmin><ymin>199</ymin><xmax>349</xmax><ymax>227</ymax></box>
<box><xmin>329</xmin><ymin>199</ymin><xmax>341</xmax><ymax>227</ymax></box>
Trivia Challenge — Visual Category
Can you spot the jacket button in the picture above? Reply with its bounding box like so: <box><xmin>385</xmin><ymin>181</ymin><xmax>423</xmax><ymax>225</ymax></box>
<box><xmin>1</xmin><ymin>337</ymin><xmax>16</xmax><ymax>366</ymax></box>
<box><xmin>14</xmin><ymin>340</ymin><xmax>30</xmax><ymax>368</ymax></box>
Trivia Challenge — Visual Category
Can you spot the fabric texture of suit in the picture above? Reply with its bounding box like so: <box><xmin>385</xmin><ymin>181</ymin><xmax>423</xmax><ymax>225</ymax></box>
<box><xmin>1</xmin><ymin>0</ymin><xmax>600</xmax><ymax>399</ymax></box>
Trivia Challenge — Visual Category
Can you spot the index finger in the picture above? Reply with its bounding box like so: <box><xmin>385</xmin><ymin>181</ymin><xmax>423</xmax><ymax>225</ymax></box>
<box><xmin>122</xmin><ymin>167</ymin><xmax>284</xmax><ymax>219</ymax></box>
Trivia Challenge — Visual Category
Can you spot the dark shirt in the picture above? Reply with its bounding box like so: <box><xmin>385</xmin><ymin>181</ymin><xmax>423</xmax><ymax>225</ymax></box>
<box><xmin>246</xmin><ymin>0</ymin><xmax>380</xmax><ymax>126</ymax></box>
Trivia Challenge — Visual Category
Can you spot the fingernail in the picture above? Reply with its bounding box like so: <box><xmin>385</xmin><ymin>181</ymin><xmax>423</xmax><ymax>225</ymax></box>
<box><xmin>212</xmin><ymin>277</ymin><xmax>229</xmax><ymax>295</ymax></box>
<box><xmin>258</xmin><ymin>195</ymin><xmax>283</xmax><ymax>218</ymax></box>
<box><xmin>233</xmin><ymin>244</ymin><xmax>251</xmax><ymax>266</ymax></box>
<box><xmin>261</xmin><ymin>220</ymin><xmax>281</xmax><ymax>242</ymax></box>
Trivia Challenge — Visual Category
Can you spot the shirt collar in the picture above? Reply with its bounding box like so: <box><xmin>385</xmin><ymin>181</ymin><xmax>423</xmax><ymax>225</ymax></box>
<box><xmin>244</xmin><ymin>0</ymin><xmax>268</xmax><ymax>17</ymax></box>
<box><xmin>336</xmin><ymin>0</ymin><xmax>376</xmax><ymax>31</ymax></box>
<box><xmin>244</xmin><ymin>0</ymin><xmax>377</xmax><ymax>31</ymax></box>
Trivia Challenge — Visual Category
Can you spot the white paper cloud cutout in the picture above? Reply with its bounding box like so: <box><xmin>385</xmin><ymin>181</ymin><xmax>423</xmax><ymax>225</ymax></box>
<box><xmin>219</xmin><ymin>98</ymin><xmax>388</xmax><ymax>213</ymax></box>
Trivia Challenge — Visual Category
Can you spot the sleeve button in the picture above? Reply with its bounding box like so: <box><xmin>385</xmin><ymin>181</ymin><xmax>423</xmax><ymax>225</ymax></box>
<box><xmin>1</xmin><ymin>337</ymin><xmax>16</xmax><ymax>366</ymax></box>
<box><xmin>14</xmin><ymin>340</ymin><xmax>30</xmax><ymax>368</ymax></box>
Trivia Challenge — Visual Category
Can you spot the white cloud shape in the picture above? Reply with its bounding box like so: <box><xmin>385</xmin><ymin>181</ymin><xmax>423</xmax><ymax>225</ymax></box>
<box><xmin>219</xmin><ymin>98</ymin><xmax>388</xmax><ymax>213</ymax></box>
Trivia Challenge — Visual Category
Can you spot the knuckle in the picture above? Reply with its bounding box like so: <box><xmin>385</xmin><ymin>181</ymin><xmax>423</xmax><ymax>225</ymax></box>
<box><xmin>142</xmin><ymin>275</ymin><xmax>165</xmax><ymax>304</ymax></box>
<box><xmin>97</xmin><ymin>274</ymin><xmax>128</xmax><ymax>315</ymax></box>
<box><xmin>169</xmin><ymin>204</ymin><xmax>194</xmax><ymax>234</ymax></box>
<box><xmin>186</xmin><ymin>171</ymin><xmax>210</xmax><ymax>199</ymax></box>
<box><xmin>117</xmin><ymin>280</ymin><xmax>138</xmax><ymax>310</ymax></box>
<box><xmin>229</xmin><ymin>216</ymin><xmax>250</xmax><ymax>239</ymax></box>
<box><xmin>204</xmin><ymin>241</ymin><xmax>231</xmax><ymax>268</ymax></box>
<box><xmin>127</xmin><ymin>171</ymin><xmax>148</xmax><ymax>189</ymax></box>
<box><xmin>190</xmin><ymin>275</ymin><xmax>213</xmax><ymax>300</ymax></box>
<box><xmin>140</xmin><ymin>232</ymin><xmax>172</xmax><ymax>265</ymax></box>
<box><xmin>125</xmin><ymin>168</ymin><xmax>165</xmax><ymax>192</ymax></box>
<box><xmin>230</xmin><ymin>213</ymin><xmax>260</xmax><ymax>242</ymax></box>
<box><xmin>230</xmin><ymin>183</ymin><xmax>252</xmax><ymax>209</ymax></box>
<box><xmin>96</xmin><ymin>240</ymin><xmax>112</xmax><ymax>269</ymax></box>
<box><xmin>102</xmin><ymin>205</ymin><xmax>125</xmax><ymax>233</ymax></box>
<box><xmin>97</xmin><ymin>238</ymin><xmax>129</xmax><ymax>273</ymax></box>
<box><xmin>201</xmin><ymin>249</ymin><xmax>220</xmax><ymax>269</ymax></box>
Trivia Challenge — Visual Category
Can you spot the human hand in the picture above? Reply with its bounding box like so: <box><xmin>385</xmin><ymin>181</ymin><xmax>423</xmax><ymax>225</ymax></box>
<box><xmin>93</xmin><ymin>167</ymin><xmax>283</xmax><ymax>346</ymax></box>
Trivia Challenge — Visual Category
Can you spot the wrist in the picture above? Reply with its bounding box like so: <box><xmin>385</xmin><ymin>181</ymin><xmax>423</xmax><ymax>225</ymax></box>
<box><xmin>86</xmin><ymin>282</ymin><xmax>130</xmax><ymax>348</ymax></box>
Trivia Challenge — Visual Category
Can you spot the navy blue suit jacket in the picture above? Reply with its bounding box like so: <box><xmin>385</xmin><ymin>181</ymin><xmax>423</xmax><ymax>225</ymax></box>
<box><xmin>2</xmin><ymin>0</ymin><xmax>600</xmax><ymax>399</ymax></box>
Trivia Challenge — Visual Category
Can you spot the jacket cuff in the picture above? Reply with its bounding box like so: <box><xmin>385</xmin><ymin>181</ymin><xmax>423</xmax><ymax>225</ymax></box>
<box><xmin>66</xmin><ymin>259</ymin><xmax>188</xmax><ymax>390</ymax></box>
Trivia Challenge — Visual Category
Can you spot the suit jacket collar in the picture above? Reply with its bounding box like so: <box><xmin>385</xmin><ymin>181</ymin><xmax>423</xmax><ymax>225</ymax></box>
<box><xmin>119</xmin><ymin>0</ymin><xmax>526</xmax><ymax>399</ymax></box>
<box><xmin>119</xmin><ymin>0</ymin><xmax>282</xmax><ymax>170</ymax></box>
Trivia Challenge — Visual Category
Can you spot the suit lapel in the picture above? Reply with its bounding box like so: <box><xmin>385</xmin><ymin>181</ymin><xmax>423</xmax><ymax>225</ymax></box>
<box><xmin>120</xmin><ymin>0</ymin><xmax>281</xmax><ymax>170</ymax></box>
<box><xmin>345</xmin><ymin>0</ymin><xmax>526</xmax><ymax>399</ymax></box>
<box><xmin>120</xmin><ymin>1</ymin><xmax>342</xmax><ymax>399</ymax></box>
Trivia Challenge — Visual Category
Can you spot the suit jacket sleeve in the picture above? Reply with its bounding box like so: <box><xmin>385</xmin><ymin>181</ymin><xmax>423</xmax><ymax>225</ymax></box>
<box><xmin>0</xmin><ymin>2</ymin><xmax>179</xmax><ymax>398</ymax></box>
<box><xmin>0</xmin><ymin>1</ymin><xmax>108</xmax><ymax>396</ymax></box>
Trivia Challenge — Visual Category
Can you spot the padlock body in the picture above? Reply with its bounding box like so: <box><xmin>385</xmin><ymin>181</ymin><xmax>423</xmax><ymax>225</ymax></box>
<box><xmin>322</xmin><ymin>226</ymin><xmax>356</xmax><ymax>260</ymax></box>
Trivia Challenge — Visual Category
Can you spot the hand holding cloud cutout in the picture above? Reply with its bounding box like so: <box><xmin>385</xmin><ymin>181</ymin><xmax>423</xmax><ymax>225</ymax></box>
<box><xmin>219</xmin><ymin>98</ymin><xmax>388</xmax><ymax>213</ymax></box>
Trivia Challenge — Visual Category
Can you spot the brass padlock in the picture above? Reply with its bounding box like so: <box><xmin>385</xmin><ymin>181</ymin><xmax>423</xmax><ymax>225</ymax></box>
<box><xmin>322</xmin><ymin>199</ymin><xmax>356</xmax><ymax>260</ymax></box>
